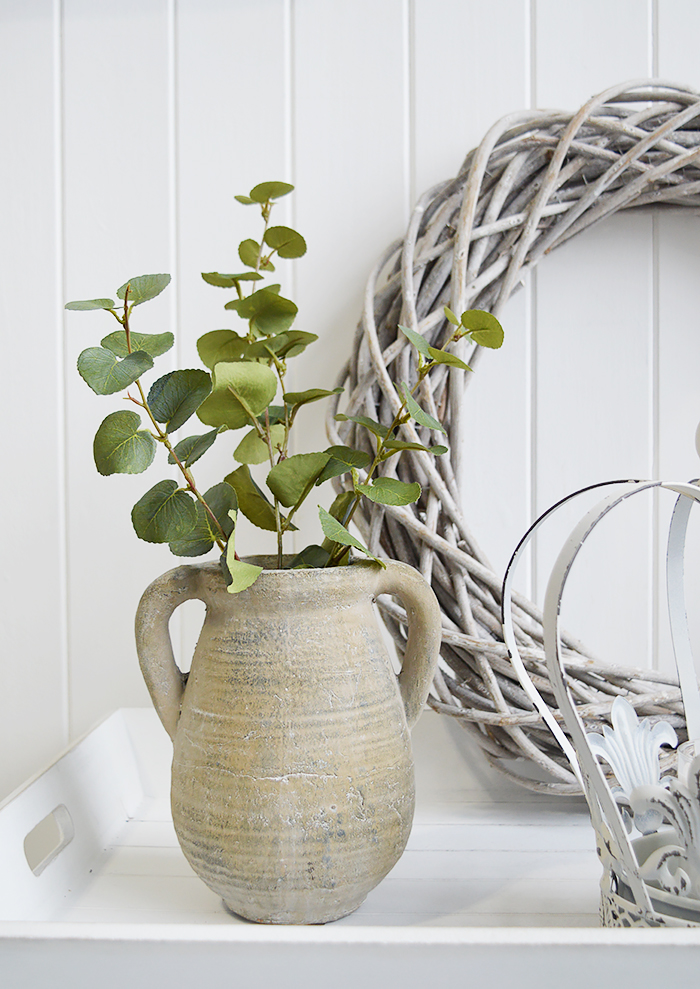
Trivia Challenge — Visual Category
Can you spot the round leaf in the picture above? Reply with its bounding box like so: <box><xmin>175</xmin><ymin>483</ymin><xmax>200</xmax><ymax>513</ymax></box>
<box><xmin>117</xmin><ymin>273</ymin><xmax>171</xmax><ymax>306</ymax></box>
<box><xmin>249</xmin><ymin>181</ymin><xmax>294</xmax><ymax>202</ymax></box>
<box><xmin>224</xmin><ymin>286</ymin><xmax>297</xmax><ymax>336</ymax></box>
<box><xmin>168</xmin><ymin>428</ymin><xmax>219</xmax><ymax>467</ymax></box>
<box><xmin>93</xmin><ymin>410</ymin><xmax>156</xmax><ymax>476</ymax></box>
<box><xmin>264</xmin><ymin>225</ymin><xmax>307</xmax><ymax>259</ymax></box>
<box><xmin>197</xmin><ymin>329</ymin><xmax>248</xmax><ymax>369</ymax></box>
<box><xmin>234</xmin><ymin>424</ymin><xmax>286</xmax><ymax>465</ymax></box>
<box><xmin>131</xmin><ymin>480</ymin><xmax>197</xmax><ymax>543</ymax></box>
<box><xmin>267</xmin><ymin>452</ymin><xmax>330</xmax><ymax>508</ymax></box>
<box><xmin>77</xmin><ymin>347</ymin><xmax>153</xmax><ymax>395</ymax></box>
<box><xmin>197</xmin><ymin>362</ymin><xmax>278</xmax><ymax>430</ymax></box>
<box><xmin>238</xmin><ymin>238</ymin><xmax>275</xmax><ymax>271</ymax></box>
<box><xmin>356</xmin><ymin>477</ymin><xmax>421</xmax><ymax>507</ymax></box>
<box><xmin>316</xmin><ymin>446</ymin><xmax>371</xmax><ymax>485</ymax></box>
<box><xmin>169</xmin><ymin>482</ymin><xmax>237</xmax><ymax>557</ymax></box>
<box><xmin>201</xmin><ymin>271</ymin><xmax>262</xmax><ymax>287</ymax></box>
<box><xmin>147</xmin><ymin>369</ymin><xmax>212</xmax><ymax>433</ymax></box>
<box><xmin>101</xmin><ymin>330</ymin><xmax>174</xmax><ymax>359</ymax></box>
<box><xmin>460</xmin><ymin>309</ymin><xmax>504</xmax><ymax>349</ymax></box>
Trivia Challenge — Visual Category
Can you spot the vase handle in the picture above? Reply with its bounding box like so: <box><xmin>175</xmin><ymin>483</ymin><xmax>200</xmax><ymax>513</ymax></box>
<box><xmin>134</xmin><ymin>563</ymin><xmax>207</xmax><ymax>741</ymax></box>
<box><xmin>371</xmin><ymin>560</ymin><xmax>442</xmax><ymax>730</ymax></box>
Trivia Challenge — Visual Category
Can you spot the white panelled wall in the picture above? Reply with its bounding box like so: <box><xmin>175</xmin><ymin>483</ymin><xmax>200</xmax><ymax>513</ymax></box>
<box><xmin>2</xmin><ymin>0</ymin><xmax>700</xmax><ymax>801</ymax></box>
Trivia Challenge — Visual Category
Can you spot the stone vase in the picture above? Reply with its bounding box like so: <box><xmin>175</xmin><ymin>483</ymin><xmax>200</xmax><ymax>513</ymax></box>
<box><xmin>134</xmin><ymin>557</ymin><xmax>441</xmax><ymax>924</ymax></box>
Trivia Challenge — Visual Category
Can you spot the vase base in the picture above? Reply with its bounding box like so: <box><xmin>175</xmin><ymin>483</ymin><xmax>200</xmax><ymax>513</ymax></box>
<box><xmin>221</xmin><ymin>892</ymin><xmax>367</xmax><ymax>925</ymax></box>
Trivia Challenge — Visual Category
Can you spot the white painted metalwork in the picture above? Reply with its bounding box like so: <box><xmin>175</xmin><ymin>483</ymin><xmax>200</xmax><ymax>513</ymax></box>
<box><xmin>502</xmin><ymin>479</ymin><xmax>700</xmax><ymax>926</ymax></box>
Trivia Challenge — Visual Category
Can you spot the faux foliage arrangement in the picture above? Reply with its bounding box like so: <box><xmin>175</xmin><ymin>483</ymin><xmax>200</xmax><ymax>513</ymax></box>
<box><xmin>66</xmin><ymin>181</ymin><xmax>504</xmax><ymax>592</ymax></box>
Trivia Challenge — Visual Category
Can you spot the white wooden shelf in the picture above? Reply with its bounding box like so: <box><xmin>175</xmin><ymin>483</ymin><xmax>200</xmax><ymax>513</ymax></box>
<box><xmin>1</xmin><ymin>708</ymin><xmax>699</xmax><ymax>988</ymax></box>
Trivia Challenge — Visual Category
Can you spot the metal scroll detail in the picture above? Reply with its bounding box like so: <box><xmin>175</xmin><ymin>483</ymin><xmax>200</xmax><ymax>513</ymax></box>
<box><xmin>502</xmin><ymin>479</ymin><xmax>700</xmax><ymax>927</ymax></box>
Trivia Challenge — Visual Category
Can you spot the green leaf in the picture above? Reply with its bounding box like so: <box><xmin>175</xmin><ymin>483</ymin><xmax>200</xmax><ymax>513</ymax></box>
<box><xmin>225</xmin><ymin>286</ymin><xmax>297</xmax><ymax>336</ymax></box>
<box><xmin>234</xmin><ymin>195</ymin><xmax>255</xmax><ymax>205</ymax></box>
<box><xmin>93</xmin><ymin>410</ymin><xmax>156</xmax><ymax>476</ymax></box>
<box><xmin>168</xmin><ymin>428</ymin><xmax>219</xmax><ymax>467</ymax></box>
<box><xmin>459</xmin><ymin>309</ymin><xmax>504</xmax><ymax>349</ymax></box>
<box><xmin>117</xmin><ymin>273</ymin><xmax>171</xmax><ymax>306</ymax></box>
<box><xmin>267</xmin><ymin>452</ymin><xmax>330</xmax><ymax>508</ymax></box>
<box><xmin>328</xmin><ymin>489</ymin><xmax>355</xmax><ymax>524</ymax></box>
<box><xmin>65</xmin><ymin>298</ymin><xmax>116</xmax><ymax>311</ymax></box>
<box><xmin>399</xmin><ymin>324</ymin><xmax>431</xmax><ymax>359</ymax></box>
<box><xmin>249</xmin><ymin>181</ymin><xmax>294</xmax><ymax>203</ymax></box>
<box><xmin>77</xmin><ymin>347</ymin><xmax>153</xmax><ymax>395</ymax></box>
<box><xmin>197</xmin><ymin>361</ymin><xmax>278</xmax><ymax>430</ymax></box>
<box><xmin>444</xmin><ymin>306</ymin><xmax>460</xmax><ymax>326</ymax></box>
<box><xmin>244</xmin><ymin>330</ymin><xmax>318</xmax><ymax>360</ymax></box>
<box><xmin>315</xmin><ymin>446</ymin><xmax>371</xmax><ymax>485</ymax></box>
<box><xmin>224</xmin><ymin>465</ymin><xmax>280</xmax><ymax>531</ymax></box>
<box><xmin>426</xmin><ymin>345</ymin><xmax>472</xmax><ymax>372</ymax></box>
<box><xmin>356</xmin><ymin>477</ymin><xmax>421</xmax><ymax>506</ymax></box>
<box><xmin>197</xmin><ymin>329</ymin><xmax>248</xmax><ymax>369</ymax></box>
<box><xmin>169</xmin><ymin>482</ymin><xmax>237</xmax><ymax>557</ymax></box>
<box><xmin>262</xmin><ymin>404</ymin><xmax>287</xmax><ymax>426</ymax></box>
<box><xmin>147</xmin><ymin>369</ymin><xmax>212</xmax><ymax>433</ymax></box>
<box><xmin>382</xmin><ymin>439</ymin><xmax>448</xmax><ymax>455</ymax></box>
<box><xmin>224</xmin><ymin>510</ymin><xmax>264</xmax><ymax>593</ymax></box>
<box><xmin>264</xmin><ymin>225</ymin><xmax>307</xmax><ymax>259</ymax></box>
<box><xmin>284</xmin><ymin>386</ymin><xmax>343</xmax><ymax>409</ymax></box>
<box><xmin>238</xmin><ymin>239</ymin><xmax>275</xmax><ymax>272</ymax></box>
<box><xmin>318</xmin><ymin>506</ymin><xmax>385</xmax><ymax>567</ymax></box>
<box><xmin>100</xmin><ymin>329</ymin><xmax>174</xmax><ymax>359</ymax></box>
<box><xmin>334</xmin><ymin>413</ymin><xmax>389</xmax><ymax>440</ymax></box>
<box><xmin>201</xmin><ymin>271</ymin><xmax>263</xmax><ymax>287</ymax></box>
<box><xmin>289</xmin><ymin>544</ymin><xmax>331</xmax><ymax>569</ymax></box>
<box><xmin>234</xmin><ymin>423</ymin><xmax>286</xmax><ymax>465</ymax></box>
<box><xmin>131</xmin><ymin>480</ymin><xmax>197</xmax><ymax>544</ymax></box>
<box><xmin>400</xmin><ymin>383</ymin><xmax>446</xmax><ymax>434</ymax></box>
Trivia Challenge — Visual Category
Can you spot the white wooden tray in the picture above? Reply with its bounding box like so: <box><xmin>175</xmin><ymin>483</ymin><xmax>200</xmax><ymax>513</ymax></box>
<box><xmin>1</xmin><ymin>708</ymin><xmax>699</xmax><ymax>988</ymax></box>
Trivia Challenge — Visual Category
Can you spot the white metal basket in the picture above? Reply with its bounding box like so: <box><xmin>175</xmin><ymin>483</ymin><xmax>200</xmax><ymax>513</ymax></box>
<box><xmin>503</xmin><ymin>479</ymin><xmax>700</xmax><ymax>927</ymax></box>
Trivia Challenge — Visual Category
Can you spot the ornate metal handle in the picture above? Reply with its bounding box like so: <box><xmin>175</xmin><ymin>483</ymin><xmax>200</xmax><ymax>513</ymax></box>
<box><xmin>370</xmin><ymin>559</ymin><xmax>442</xmax><ymax>730</ymax></box>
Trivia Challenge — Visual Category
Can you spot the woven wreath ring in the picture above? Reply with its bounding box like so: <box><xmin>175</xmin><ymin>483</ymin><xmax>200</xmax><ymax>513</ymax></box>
<box><xmin>326</xmin><ymin>79</ymin><xmax>700</xmax><ymax>793</ymax></box>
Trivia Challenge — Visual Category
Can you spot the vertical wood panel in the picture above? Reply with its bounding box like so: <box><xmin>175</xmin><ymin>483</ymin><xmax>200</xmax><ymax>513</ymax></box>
<box><xmin>290</xmin><ymin>0</ymin><xmax>409</xmax><ymax>548</ymax></box>
<box><xmin>655</xmin><ymin>0</ymin><xmax>700</xmax><ymax>675</ymax></box>
<box><xmin>532</xmin><ymin>5</ymin><xmax>656</xmax><ymax>668</ymax></box>
<box><xmin>0</xmin><ymin>1</ymin><xmax>67</xmax><ymax>800</ymax></box>
<box><xmin>413</xmin><ymin>0</ymin><xmax>532</xmax><ymax>582</ymax></box>
<box><xmin>62</xmin><ymin>0</ymin><xmax>175</xmax><ymax>737</ymax></box>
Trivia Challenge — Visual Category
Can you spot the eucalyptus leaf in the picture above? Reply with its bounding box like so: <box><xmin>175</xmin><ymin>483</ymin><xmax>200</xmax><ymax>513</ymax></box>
<box><xmin>65</xmin><ymin>298</ymin><xmax>116</xmax><ymax>311</ymax></box>
<box><xmin>197</xmin><ymin>329</ymin><xmax>248</xmax><ymax>369</ymax></box>
<box><xmin>267</xmin><ymin>452</ymin><xmax>330</xmax><ymax>508</ymax></box>
<box><xmin>244</xmin><ymin>330</ymin><xmax>318</xmax><ymax>360</ymax></box>
<box><xmin>315</xmin><ymin>446</ymin><xmax>371</xmax><ymax>485</ymax></box>
<box><xmin>168</xmin><ymin>481</ymin><xmax>237</xmax><ymax>557</ymax></box>
<box><xmin>327</xmin><ymin>489</ymin><xmax>355</xmax><ymax>524</ymax></box>
<box><xmin>168</xmin><ymin>427</ymin><xmax>219</xmax><ymax>467</ymax></box>
<box><xmin>101</xmin><ymin>329</ymin><xmax>174</xmax><ymax>359</ymax></box>
<box><xmin>224</xmin><ymin>286</ymin><xmax>297</xmax><ymax>336</ymax></box>
<box><xmin>224</xmin><ymin>465</ymin><xmax>281</xmax><ymax>531</ymax></box>
<box><xmin>400</xmin><ymin>383</ymin><xmax>446</xmax><ymax>434</ymax></box>
<box><xmin>290</xmin><ymin>544</ymin><xmax>331</xmax><ymax>569</ymax></box>
<box><xmin>382</xmin><ymin>439</ymin><xmax>448</xmax><ymax>455</ymax></box>
<box><xmin>197</xmin><ymin>361</ymin><xmax>278</xmax><ymax>430</ymax></box>
<box><xmin>318</xmin><ymin>506</ymin><xmax>384</xmax><ymax>567</ymax></box>
<box><xmin>334</xmin><ymin>413</ymin><xmax>389</xmax><ymax>440</ymax></box>
<box><xmin>284</xmin><ymin>386</ymin><xmax>343</xmax><ymax>408</ymax></box>
<box><xmin>426</xmin><ymin>345</ymin><xmax>472</xmax><ymax>371</ymax></box>
<box><xmin>117</xmin><ymin>273</ymin><xmax>171</xmax><ymax>306</ymax></box>
<box><xmin>77</xmin><ymin>347</ymin><xmax>153</xmax><ymax>395</ymax></box>
<box><xmin>238</xmin><ymin>239</ymin><xmax>275</xmax><ymax>272</ymax></box>
<box><xmin>234</xmin><ymin>424</ymin><xmax>285</xmax><ymax>465</ymax></box>
<box><xmin>460</xmin><ymin>309</ymin><xmax>504</xmax><ymax>349</ymax></box>
<box><xmin>356</xmin><ymin>477</ymin><xmax>421</xmax><ymax>506</ymax></box>
<box><xmin>147</xmin><ymin>369</ymin><xmax>212</xmax><ymax>433</ymax></box>
<box><xmin>234</xmin><ymin>195</ymin><xmax>255</xmax><ymax>205</ymax></box>
<box><xmin>264</xmin><ymin>225</ymin><xmax>307</xmax><ymax>259</ymax></box>
<box><xmin>399</xmin><ymin>324</ymin><xmax>431</xmax><ymax>359</ymax></box>
<box><xmin>93</xmin><ymin>410</ymin><xmax>156</xmax><ymax>476</ymax></box>
<box><xmin>131</xmin><ymin>480</ymin><xmax>196</xmax><ymax>544</ymax></box>
<box><xmin>444</xmin><ymin>306</ymin><xmax>460</xmax><ymax>326</ymax></box>
<box><xmin>249</xmin><ymin>181</ymin><xmax>294</xmax><ymax>203</ymax></box>
<box><xmin>201</xmin><ymin>271</ymin><xmax>263</xmax><ymax>287</ymax></box>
